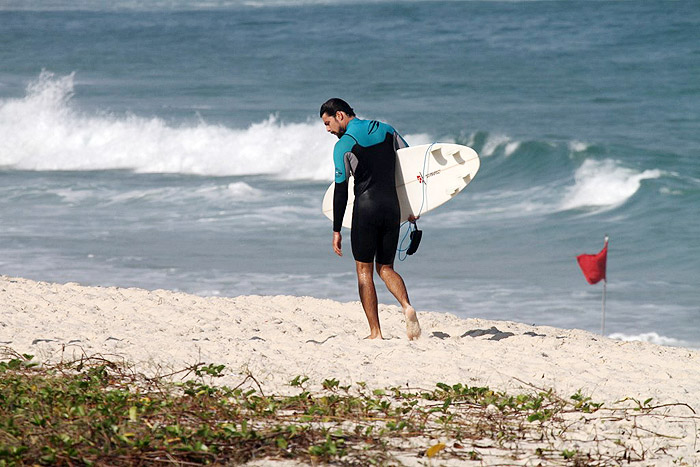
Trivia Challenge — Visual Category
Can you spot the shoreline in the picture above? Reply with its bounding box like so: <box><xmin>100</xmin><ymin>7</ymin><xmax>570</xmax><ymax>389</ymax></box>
<box><xmin>2</xmin><ymin>274</ymin><xmax>697</xmax><ymax>405</ymax></box>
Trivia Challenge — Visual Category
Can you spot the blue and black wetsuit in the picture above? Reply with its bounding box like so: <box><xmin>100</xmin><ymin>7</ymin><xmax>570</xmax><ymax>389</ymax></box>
<box><xmin>333</xmin><ymin>118</ymin><xmax>408</xmax><ymax>264</ymax></box>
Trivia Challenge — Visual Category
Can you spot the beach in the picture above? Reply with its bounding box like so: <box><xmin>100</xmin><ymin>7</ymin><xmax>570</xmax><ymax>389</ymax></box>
<box><xmin>2</xmin><ymin>275</ymin><xmax>698</xmax><ymax>465</ymax></box>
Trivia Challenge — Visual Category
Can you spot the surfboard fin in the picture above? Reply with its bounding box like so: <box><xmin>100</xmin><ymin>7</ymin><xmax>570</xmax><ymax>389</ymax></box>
<box><xmin>434</xmin><ymin>146</ymin><xmax>465</xmax><ymax>164</ymax></box>
<box><xmin>445</xmin><ymin>174</ymin><xmax>473</xmax><ymax>196</ymax></box>
<box><xmin>430</xmin><ymin>147</ymin><xmax>447</xmax><ymax>165</ymax></box>
<box><xmin>451</xmin><ymin>150</ymin><xmax>465</xmax><ymax>164</ymax></box>
<box><xmin>445</xmin><ymin>185</ymin><xmax>459</xmax><ymax>196</ymax></box>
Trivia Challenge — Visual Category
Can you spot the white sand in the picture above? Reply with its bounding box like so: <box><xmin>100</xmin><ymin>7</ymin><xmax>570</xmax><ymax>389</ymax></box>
<box><xmin>1</xmin><ymin>275</ymin><xmax>698</xmax><ymax>464</ymax></box>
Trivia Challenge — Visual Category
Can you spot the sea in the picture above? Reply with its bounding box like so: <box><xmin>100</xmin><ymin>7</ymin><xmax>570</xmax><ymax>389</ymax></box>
<box><xmin>1</xmin><ymin>0</ymin><xmax>698</xmax><ymax>349</ymax></box>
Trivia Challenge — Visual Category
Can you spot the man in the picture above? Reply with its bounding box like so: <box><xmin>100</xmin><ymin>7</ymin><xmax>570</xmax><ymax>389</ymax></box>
<box><xmin>320</xmin><ymin>98</ymin><xmax>421</xmax><ymax>340</ymax></box>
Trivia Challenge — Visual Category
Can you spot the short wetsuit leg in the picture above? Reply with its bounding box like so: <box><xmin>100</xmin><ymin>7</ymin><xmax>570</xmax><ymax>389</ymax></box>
<box><xmin>375</xmin><ymin>219</ymin><xmax>400</xmax><ymax>265</ymax></box>
<box><xmin>350</xmin><ymin>225</ymin><xmax>372</xmax><ymax>263</ymax></box>
<box><xmin>350</xmin><ymin>195</ymin><xmax>400</xmax><ymax>264</ymax></box>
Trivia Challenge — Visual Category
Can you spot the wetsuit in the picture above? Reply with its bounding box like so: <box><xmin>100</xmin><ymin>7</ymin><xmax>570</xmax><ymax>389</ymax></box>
<box><xmin>332</xmin><ymin>118</ymin><xmax>408</xmax><ymax>264</ymax></box>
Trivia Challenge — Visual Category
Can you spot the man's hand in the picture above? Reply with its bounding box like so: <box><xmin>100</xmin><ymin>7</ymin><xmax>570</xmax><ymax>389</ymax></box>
<box><xmin>333</xmin><ymin>231</ymin><xmax>343</xmax><ymax>256</ymax></box>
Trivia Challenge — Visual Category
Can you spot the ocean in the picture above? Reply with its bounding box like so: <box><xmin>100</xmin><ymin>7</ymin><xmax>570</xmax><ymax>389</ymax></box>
<box><xmin>1</xmin><ymin>0</ymin><xmax>698</xmax><ymax>348</ymax></box>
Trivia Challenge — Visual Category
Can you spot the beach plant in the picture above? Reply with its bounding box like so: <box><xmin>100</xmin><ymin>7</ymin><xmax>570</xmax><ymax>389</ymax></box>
<box><xmin>0</xmin><ymin>348</ymin><xmax>696</xmax><ymax>466</ymax></box>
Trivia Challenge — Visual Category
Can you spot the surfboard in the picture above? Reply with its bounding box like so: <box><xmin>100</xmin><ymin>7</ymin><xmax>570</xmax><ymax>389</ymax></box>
<box><xmin>322</xmin><ymin>143</ymin><xmax>480</xmax><ymax>229</ymax></box>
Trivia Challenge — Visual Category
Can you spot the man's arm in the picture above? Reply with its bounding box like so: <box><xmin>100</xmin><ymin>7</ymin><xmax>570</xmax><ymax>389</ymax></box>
<box><xmin>332</xmin><ymin>180</ymin><xmax>348</xmax><ymax>233</ymax></box>
<box><xmin>330</xmin><ymin>136</ymin><xmax>354</xmax><ymax>255</ymax></box>
<box><xmin>332</xmin><ymin>180</ymin><xmax>348</xmax><ymax>256</ymax></box>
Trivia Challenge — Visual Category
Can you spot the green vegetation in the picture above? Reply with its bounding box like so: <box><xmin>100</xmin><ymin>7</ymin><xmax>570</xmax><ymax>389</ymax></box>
<box><xmin>0</xmin><ymin>349</ymin><xmax>693</xmax><ymax>465</ymax></box>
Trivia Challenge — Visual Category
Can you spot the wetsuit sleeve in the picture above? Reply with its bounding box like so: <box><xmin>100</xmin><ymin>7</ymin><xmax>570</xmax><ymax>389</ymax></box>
<box><xmin>333</xmin><ymin>181</ymin><xmax>348</xmax><ymax>232</ymax></box>
<box><xmin>333</xmin><ymin>135</ymin><xmax>354</xmax><ymax>183</ymax></box>
<box><xmin>331</xmin><ymin>135</ymin><xmax>354</xmax><ymax>232</ymax></box>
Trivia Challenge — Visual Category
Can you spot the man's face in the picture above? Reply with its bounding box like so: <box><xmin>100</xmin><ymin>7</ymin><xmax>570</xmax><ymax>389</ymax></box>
<box><xmin>321</xmin><ymin>112</ymin><xmax>346</xmax><ymax>139</ymax></box>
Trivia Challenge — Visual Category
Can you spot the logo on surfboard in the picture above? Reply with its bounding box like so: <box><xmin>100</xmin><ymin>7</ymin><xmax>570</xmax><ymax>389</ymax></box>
<box><xmin>417</xmin><ymin>170</ymin><xmax>441</xmax><ymax>183</ymax></box>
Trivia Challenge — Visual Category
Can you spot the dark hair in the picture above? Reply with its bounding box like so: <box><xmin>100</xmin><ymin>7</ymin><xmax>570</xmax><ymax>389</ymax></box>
<box><xmin>320</xmin><ymin>98</ymin><xmax>355</xmax><ymax>118</ymax></box>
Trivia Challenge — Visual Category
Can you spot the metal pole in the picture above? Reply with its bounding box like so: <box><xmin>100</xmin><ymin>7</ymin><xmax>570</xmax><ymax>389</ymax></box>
<box><xmin>601</xmin><ymin>279</ymin><xmax>606</xmax><ymax>336</ymax></box>
<box><xmin>601</xmin><ymin>234</ymin><xmax>609</xmax><ymax>336</ymax></box>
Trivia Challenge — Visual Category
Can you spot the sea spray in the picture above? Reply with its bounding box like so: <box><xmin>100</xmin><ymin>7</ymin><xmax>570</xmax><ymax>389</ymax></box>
<box><xmin>559</xmin><ymin>159</ymin><xmax>662</xmax><ymax>211</ymax></box>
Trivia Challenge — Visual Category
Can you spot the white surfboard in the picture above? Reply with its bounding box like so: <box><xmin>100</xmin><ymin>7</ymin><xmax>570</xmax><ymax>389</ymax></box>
<box><xmin>322</xmin><ymin>143</ymin><xmax>480</xmax><ymax>229</ymax></box>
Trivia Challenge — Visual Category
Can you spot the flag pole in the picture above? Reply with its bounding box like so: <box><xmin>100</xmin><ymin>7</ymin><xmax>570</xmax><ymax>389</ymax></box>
<box><xmin>601</xmin><ymin>279</ymin><xmax>606</xmax><ymax>335</ymax></box>
<box><xmin>600</xmin><ymin>234</ymin><xmax>609</xmax><ymax>336</ymax></box>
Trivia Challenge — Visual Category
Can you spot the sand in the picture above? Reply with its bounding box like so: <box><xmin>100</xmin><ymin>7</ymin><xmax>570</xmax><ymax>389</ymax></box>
<box><xmin>1</xmin><ymin>275</ymin><xmax>698</xmax><ymax>464</ymax></box>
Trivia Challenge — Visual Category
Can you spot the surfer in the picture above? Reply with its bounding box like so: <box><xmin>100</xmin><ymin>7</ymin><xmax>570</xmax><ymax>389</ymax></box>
<box><xmin>320</xmin><ymin>98</ymin><xmax>421</xmax><ymax>341</ymax></box>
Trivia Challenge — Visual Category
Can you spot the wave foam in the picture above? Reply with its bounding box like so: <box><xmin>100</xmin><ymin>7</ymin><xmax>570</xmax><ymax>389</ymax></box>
<box><xmin>608</xmin><ymin>332</ymin><xmax>690</xmax><ymax>348</ymax></box>
<box><xmin>0</xmin><ymin>72</ymin><xmax>435</xmax><ymax>181</ymax></box>
<box><xmin>226</xmin><ymin>182</ymin><xmax>262</xmax><ymax>199</ymax></box>
<box><xmin>559</xmin><ymin>159</ymin><xmax>661</xmax><ymax>211</ymax></box>
<box><xmin>52</xmin><ymin>181</ymin><xmax>263</xmax><ymax>207</ymax></box>
<box><xmin>0</xmin><ymin>71</ymin><xmax>339</xmax><ymax>180</ymax></box>
<box><xmin>482</xmin><ymin>133</ymin><xmax>512</xmax><ymax>157</ymax></box>
<box><xmin>568</xmin><ymin>140</ymin><xmax>590</xmax><ymax>153</ymax></box>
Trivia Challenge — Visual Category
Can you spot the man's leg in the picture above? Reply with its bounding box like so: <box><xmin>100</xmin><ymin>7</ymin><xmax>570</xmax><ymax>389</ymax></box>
<box><xmin>375</xmin><ymin>263</ymin><xmax>410</xmax><ymax>309</ymax></box>
<box><xmin>376</xmin><ymin>263</ymin><xmax>421</xmax><ymax>340</ymax></box>
<box><xmin>356</xmin><ymin>261</ymin><xmax>382</xmax><ymax>339</ymax></box>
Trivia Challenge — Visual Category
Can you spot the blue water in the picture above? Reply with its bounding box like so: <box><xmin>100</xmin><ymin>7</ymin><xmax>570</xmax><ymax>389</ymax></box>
<box><xmin>1</xmin><ymin>1</ymin><xmax>698</xmax><ymax>348</ymax></box>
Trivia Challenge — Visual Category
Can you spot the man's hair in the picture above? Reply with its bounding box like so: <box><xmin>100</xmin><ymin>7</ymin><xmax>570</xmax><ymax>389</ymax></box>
<box><xmin>320</xmin><ymin>98</ymin><xmax>356</xmax><ymax>118</ymax></box>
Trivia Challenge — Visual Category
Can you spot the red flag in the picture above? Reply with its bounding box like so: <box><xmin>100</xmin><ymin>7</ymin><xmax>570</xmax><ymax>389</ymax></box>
<box><xmin>577</xmin><ymin>238</ymin><xmax>608</xmax><ymax>284</ymax></box>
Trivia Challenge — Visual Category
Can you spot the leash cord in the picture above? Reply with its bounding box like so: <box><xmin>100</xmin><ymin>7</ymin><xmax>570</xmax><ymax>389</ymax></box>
<box><xmin>398</xmin><ymin>142</ymin><xmax>435</xmax><ymax>261</ymax></box>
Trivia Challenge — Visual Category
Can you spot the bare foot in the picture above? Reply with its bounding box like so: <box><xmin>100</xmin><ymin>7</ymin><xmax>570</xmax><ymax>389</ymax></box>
<box><xmin>404</xmin><ymin>306</ymin><xmax>421</xmax><ymax>340</ymax></box>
